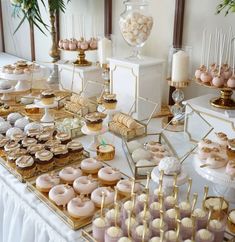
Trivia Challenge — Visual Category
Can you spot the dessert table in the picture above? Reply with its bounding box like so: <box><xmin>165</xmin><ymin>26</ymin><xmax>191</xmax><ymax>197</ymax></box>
<box><xmin>0</xmin><ymin>117</ymin><xmax>233</xmax><ymax>242</ymax></box>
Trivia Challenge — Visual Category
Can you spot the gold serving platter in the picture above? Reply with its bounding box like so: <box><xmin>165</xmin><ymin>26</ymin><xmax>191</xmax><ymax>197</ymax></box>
<box><xmin>27</xmin><ymin>163</ymin><xmax>137</xmax><ymax>230</ymax></box>
<box><xmin>0</xmin><ymin>150</ymin><xmax>89</xmax><ymax>183</ymax></box>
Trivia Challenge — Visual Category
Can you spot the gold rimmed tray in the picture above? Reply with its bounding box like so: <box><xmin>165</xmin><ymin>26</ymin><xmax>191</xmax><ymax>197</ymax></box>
<box><xmin>81</xmin><ymin>225</ymin><xmax>235</xmax><ymax>242</ymax></box>
<box><xmin>27</xmin><ymin>163</ymin><xmax>138</xmax><ymax>230</ymax></box>
<box><xmin>0</xmin><ymin>150</ymin><xmax>89</xmax><ymax>183</ymax></box>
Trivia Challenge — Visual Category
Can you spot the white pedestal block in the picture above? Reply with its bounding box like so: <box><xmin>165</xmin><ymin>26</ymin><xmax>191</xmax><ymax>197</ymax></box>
<box><xmin>109</xmin><ymin>57</ymin><xmax>165</xmax><ymax>120</ymax></box>
<box><xmin>58</xmin><ymin>63</ymin><xmax>103</xmax><ymax>97</ymax></box>
<box><xmin>185</xmin><ymin>94</ymin><xmax>235</xmax><ymax>137</ymax></box>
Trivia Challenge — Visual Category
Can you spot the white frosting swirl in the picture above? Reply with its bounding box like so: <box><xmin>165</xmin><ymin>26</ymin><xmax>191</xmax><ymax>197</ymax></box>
<box><xmin>16</xmin><ymin>155</ymin><xmax>34</xmax><ymax>168</ymax></box>
<box><xmin>35</xmin><ymin>149</ymin><xmax>53</xmax><ymax>161</ymax></box>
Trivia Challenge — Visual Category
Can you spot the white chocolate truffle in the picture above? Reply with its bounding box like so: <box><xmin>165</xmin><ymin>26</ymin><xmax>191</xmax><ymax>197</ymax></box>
<box><xmin>124</xmin><ymin>217</ymin><xmax>137</xmax><ymax>227</ymax></box>
<box><xmin>93</xmin><ymin>217</ymin><xmax>106</xmax><ymax>227</ymax></box>
<box><xmin>165</xmin><ymin>196</ymin><xmax>176</xmax><ymax>205</ymax></box>
<box><xmin>181</xmin><ymin>217</ymin><xmax>193</xmax><ymax>228</ymax></box>
<box><xmin>124</xmin><ymin>200</ymin><xmax>133</xmax><ymax>211</ymax></box>
<box><xmin>166</xmin><ymin>208</ymin><xmax>176</xmax><ymax>219</ymax></box>
<box><xmin>137</xmin><ymin>194</ymin><xmax>148</xmax><ymax>203</ymax></box>
<box><xmin>152</xmin><ymin>218</ymin><xmax>166</xmax><ymax>229</ymax></box>
<box><xmin>107</xmin><ymin>226</ymin><xmax>122</xmax><ymax>237</ymax></box>
<box><xmin>158</xmin><ymin>156</ymin><xmax>181</xmax><ymax>175</ymax></box>
<box><xmin>209</xmin><ymin>219</ymin><xmax>223</xmax><ymax>230</ymax></box>
<box><xmin>193</xmin><ymin>208</ymin><xmax>206</xmax><ymax>218</ymax></box>
<box><xmin>165</xmin><ymin>230</ymin><xmax>177</xmax><ymax>240</ymax></box>
<box><xmin>135</xmin><ymin>225</ymin><xmax>150</xmax><ymax>237</ymax></box>
<box><xmin>179</xmin><ymin>201</ymin><xmax>191</xmax><ymax>211</ymax></box>
<box><xmin>197</xmin><ymin>229</ymin><xmax>212</xmax><ymax>240</ymax></box>
<box><xmin>150</xmin><ymin>202</ymin><xmax>161</xmax><ymax>210</ymax></box>
<box><xmin>0</xmin><ymin>122</ymin><xmax>12</xmax><ymax>134</ymax></box>
<box><xmin>132</xmin><ymin>148</ymin><xmax>152</xmax><ymax>162</ymax></box>
<box><xmin>138</xmin><ymin>210</ymin><xmax>151</xmax><ymax>220</ymax></box>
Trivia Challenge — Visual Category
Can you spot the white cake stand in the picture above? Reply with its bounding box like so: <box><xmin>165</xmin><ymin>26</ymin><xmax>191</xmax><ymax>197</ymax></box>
<box><xmin>193</xmin><ymin>155</ymin><xmax>235</xmax><ymax>203</ymax></box>
<box><xmin>151</xmin><ymin>166</ymin><xmax>189</xmax><ymax>195</ymax></box>
<box><xmin>81</xmin><ymin>125</ymin><xmax>108</xmax><ymax>151</ymax></box>
<box><xmin>97</xmin><ymin>105</ymin><xmax>119</xmax><ymax>123</ymax></box>
<box><xmin>0</xmin><ymin>86</ymin><xmax>15</xmax><ymax>101</ymax></box>
<box><xmin>34</xmin><ymin>101</ymin><xmax>58</xmax><ymax>123</ymax></box>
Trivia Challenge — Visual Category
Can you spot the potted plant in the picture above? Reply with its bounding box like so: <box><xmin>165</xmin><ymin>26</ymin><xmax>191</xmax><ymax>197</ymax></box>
<box><xmin>216</xmin><ymin>0</ymin><xmax>235</xmax><ymax>15</ymax></box>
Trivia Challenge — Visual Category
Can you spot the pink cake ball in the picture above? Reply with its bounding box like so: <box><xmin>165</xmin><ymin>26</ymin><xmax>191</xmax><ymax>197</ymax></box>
<box><xmin>80</xmin><ymin>41</ymin><xmax>89</xmax><ymax>50</ymax></box>
<box><xmin>212</xmin><ymin>76</ymin><xmax>224</xmax><ymax>87</ymax></box>
<box><xmin>200</xmin><ymin>72</ymin><xmax>212</xmax><ymax>83</ymax></box>
<box><xmin>227</xmin><ymin>76</ymin><xmax>235</xmax><ymax>88</ymax></box>
<box><xmin>63</xmin><ymin>39</ymin><xmax>69</xmax><ymax>50</ymax></box>
<box><xmin>58</xmin><ymin>40</ymin><xmax>64</xmax><ymax>48</ymax></box>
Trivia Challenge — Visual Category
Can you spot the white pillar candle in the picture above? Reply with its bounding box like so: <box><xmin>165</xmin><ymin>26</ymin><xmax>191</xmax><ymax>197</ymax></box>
<box><xmin>98</xmin><ymin>37</ymin><xmax>112</xmax><ymax>65</ymax></box>
<box><xmin>172</xmin><ymin>50</ymin><xmax>189</xmax><ymax>82</ymax></box>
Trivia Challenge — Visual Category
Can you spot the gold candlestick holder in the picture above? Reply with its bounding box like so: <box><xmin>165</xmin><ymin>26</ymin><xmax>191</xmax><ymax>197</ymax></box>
<box><xmin>163</xmin><ymin>78</ymin><xmax>189</xmax><ymax>132</ymax></box>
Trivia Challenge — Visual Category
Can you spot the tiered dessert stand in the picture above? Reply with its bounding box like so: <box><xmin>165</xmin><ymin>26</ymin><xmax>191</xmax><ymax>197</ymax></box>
<box><xmin>34</xmin><ymin>101</ymin><xmax>58</xmax><ymax>123</ymax></box>
<box><xmin>81</xmin><ymin>125</ymin><xmax>108</xmax><ymax>151</ymax></box>
<box><xmin>193</xmin><ymin>155</ymin><xmax>235</xmax><ymax>203</ymax></box>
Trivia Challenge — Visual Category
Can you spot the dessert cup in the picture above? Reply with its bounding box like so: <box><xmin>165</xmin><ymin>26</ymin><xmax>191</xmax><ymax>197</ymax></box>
<box><xmin>136</xmin><ymin>210</ymin><xmax>152</xmax><ymax>224</ymax></box>
<box><xmin>105</xmin><ymin>226</ymin><xmax>123</xmax><ymax>242</ymax></box>
<box><xmin>164</xmin><ymin>209</ymin><xmax>177</xmax><ymax>230</ymax></box>
<box><xmin>92</xmin><ymin>217</ymin><xmax>108</xmax><ymax>242</ymax></box>
<box><xmin>192</xmin><ymin>208</ymin><xmax>208</xmax><ymax>230</ymax></box>
<box><xmin>105</xmin><ymin>208</ymin><xmax>122</xmax><ymax>227</ymax></box>
<box><xmin>164</xmin><ymin>230</ymin><xmax>181</xmax><ymax>242</ymax></box>
<box><xmin>208</xmin><ymin>212</ymin><xmax>227</xmax><ymax>242</ymax></box>
<box><xmin>164</xmin><ymin>196</ymin><xmax>177</xmax><ymax>210</ymax></box>
<box><xmin>131</xmin><ymin>225</ymin><xmax>152</xmax><ymax>242</ymax></box>
<box><xmin>179</xmin><ymin>201</ymin><xmax>191</xmax><ymax>218</ymax></box>
<box><xmin>41</xmin><ymin>90</ymin><xmax>55</xmax><ymax>105</ymax></box>
<box><xmin>97</xmin><ymin>144</ymin><xmax>115</xmax><ymax>161</ymax></box>
<box><xmin>149</xmin><ymin>201</ymin><xmax>161</xmax><ymax>219</ymax></box>
<box><xmin>195</xmin><ymin>229</ymin><xmax>214</xmax><ymax>242</ymax></box>
<box><xmin>180</xmin><ymin>217</ymin><xmax>194</xmax><ymax>240</ymax></box>
<box><xmin>121</xmin><ymin>217</ymin><xmax>138</xmax><ymax>237</ymax></box>
<box><xmin>150</xmin><ymin>218</ymin><xmax>168</xmax><ymax>237</ymax></box>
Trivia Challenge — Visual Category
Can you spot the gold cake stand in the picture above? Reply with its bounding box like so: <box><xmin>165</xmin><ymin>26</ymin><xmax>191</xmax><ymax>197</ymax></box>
<box><xmin>59</xmin><ymin>47</ymin><xmax>97</xmax><ymax>67</ymax></box>
<box><xmin>195</xmin><ymin>78</ymin><xmax>235</xmax><ymax>110</ymax></box>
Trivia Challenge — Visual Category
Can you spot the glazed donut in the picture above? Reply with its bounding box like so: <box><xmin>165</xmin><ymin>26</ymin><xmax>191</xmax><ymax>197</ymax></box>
<box><xmin>59</xmin><ymin>166</ymin><xmax>82</xmax><ymax>184</ymax></box>
<box><xmin>36</xmin><ymin>173</ymin><xmax>60</xmax><ymax>193</ymax></box>
<box><xmin>98</xmin><ymin>167</ymin><xmax>122</xmax><ymax>185</ymax></box>
<box><xmin>67</xmin><ymin>197</ymin><xmax>95</xmax><ymax>218</ymax></box>
<box><xmin>73</xmin><ymin>176</ymin><xmax>98</xmax><ymax>195</ymax></box>
<box><xmin>49</xmin><ymin>184</ymin><xmax>75</xmax><ymax>207</ymax></box>
<box><xmin>80</xmin><ymin>158</ymin><xmax>103</xmax><ymax>174</ymax></box>
<box><xmin>145</xmin><ymin>141</ymin><xmax>162</xmax><ymax>151</ymax></box>
<box><xmin>91</xmin><ymin>187</ymin><xmax>115</xmax><ymax>207</ymax></box>
<box><xmin>116</xmin><ymin>179</ymin><xmax>141</xmax><ymax>196</ymax></box>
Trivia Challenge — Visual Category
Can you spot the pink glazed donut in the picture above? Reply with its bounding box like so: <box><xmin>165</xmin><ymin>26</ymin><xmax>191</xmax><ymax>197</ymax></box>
<box><xmin>36</xmin><ymin>173</ymin><xmax>60</xmax><ymax>193</ymax></box>
<box><xmin>59</xmin><ymin>166</ymin><xmax>82</xmax><ymax>184</ymax></box>
<box><xmin>67</xmin><ymin>197</ymin><xmax>95</xmax><ymax>218</ymax></box>
<box><xmin>91</xmin><ymin>187</ymin><xmax>115</xmax><ymax>207</ymax></box>
<box><xmin>98</xmin><ymin>167</ymin><xmax>122</xmax><ymax>185</ymax></box>
<box><xmin>116</xmin><ymin>179</ymin><xmax>141</xmax><ymax>196</ymax></box>
<box><xmin>73</xmin><ymin>175</ymin><xmax>98</xmax><ymax>195</ymax></box>
<box><xmin>80</xmin><ymin>157</ymin><xmax>103</xmax><ymax>174</ymax></box>
<box><xmin>49</xmin><ymin>184</ymin><xmax>75</xmax><ymax>207</ymax></box>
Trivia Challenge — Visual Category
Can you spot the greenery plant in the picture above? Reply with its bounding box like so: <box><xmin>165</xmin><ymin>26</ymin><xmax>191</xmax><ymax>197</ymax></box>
<box><xmin>217</xmin><ymin>0</ymin><xmax>235</xmax><ymax>15</ymax></box>
<box><xmin>10</xmin><ymin>0</ymin><xmax>71</xmax><ymax>34</ymax></box>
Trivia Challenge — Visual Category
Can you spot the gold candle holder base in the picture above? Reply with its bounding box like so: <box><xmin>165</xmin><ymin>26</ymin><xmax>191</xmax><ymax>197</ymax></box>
<box><xmin>168</xmin><ymin>79</ymin><xmax>189</xmax><ymax>88</ymax></box>
<box><xmin>210</xmin><ymin>88</ymin><xmax>235</xmax><ymax>110</ymax></box>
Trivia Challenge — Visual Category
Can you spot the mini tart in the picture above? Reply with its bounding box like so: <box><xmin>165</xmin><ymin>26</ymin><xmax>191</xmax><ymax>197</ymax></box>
<box><xmin>97</xmin><ymin>144</ymin><xmax>115</xmax><ymax>161</ymax></box>
<box><xmin>22</xmin><ymin>137</ymin><xmax>37</xmax><ymax>148</ymax></box>
<box><xmin>4</xmin><ymin>141</ymin><xmax>20</xmax><ymax>153</ymax></box>
<box><xmin>55</xmin><ymin>132</ymin><xmax>71</xmax><ymax>144</ymax></box>
<box><xmin>15</xmin><ymin>155</ymin><xmax>36</xmax><ymax>178</ymax></box>
<box><xmin>103</xmin><ymin>93</ymin><xmax>117</xmax><ymax>110</ymax></box>
<box><xmin>35</xmin><ymin>149</ymin><xmax>54</xmax><ymax>172</ymax></box>
<box><xmin>80</xmin><ymin>158</ymin><xmax>103</xmax><ymax>174</ymax></box>
<box><xmin>41</xmin><ymin>90</ymin><xmax>55</xmax><ymax>105</ymax></box>
<box><xmin>85</xmin><ymin>112</ymin><xmax>105</xmax><ymax>132</ymax></box>
<box><xmin>7</xmin><ymin>148</ymin><xmax>27</xmax><ymax>168</ymax></box>
<box><xmin>50</xmin><ymin>144</ymin><xmax>69</xmax><ymax>167</ymax></box>
<box><xmin>27</xmin><ymin>144</ymin><xmax>44</xmax><ymax>155</ymax></box>
<box><xmin>36</xmin><ymin>131</ymin><xmax>53</xmax><ymax>143</ymax></box>
<box><xmin>67</xmin><ymin>141</ymin><xmax>84</xmax><ymax>161</ymax></box>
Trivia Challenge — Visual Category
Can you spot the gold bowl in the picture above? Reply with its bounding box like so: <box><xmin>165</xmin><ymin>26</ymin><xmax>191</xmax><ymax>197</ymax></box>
<box><xmin>96</xmin><ymin>144</ymin><xmax>115</xmax><ymax>161</ymax></box>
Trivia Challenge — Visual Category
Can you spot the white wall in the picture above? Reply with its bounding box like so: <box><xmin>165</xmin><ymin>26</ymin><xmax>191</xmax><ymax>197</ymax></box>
<box><xmin>183</xmin><ymin>0</ymin><xmax>235</xmax><ymax>99</ymax></box>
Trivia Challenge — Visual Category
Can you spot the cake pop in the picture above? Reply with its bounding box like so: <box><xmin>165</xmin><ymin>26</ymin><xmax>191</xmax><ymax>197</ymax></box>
<box><xmin>69</xmin><ymin>39</ymin><xmax>77</xmax><ymax>50</ymax></box>
<box><xmin>63</xmin><ymin>39</ymin><xmax>69</xmax><ymax>50</ymax></box>
<box><xmin>58</xmin><ymin>40</ymin><xmax>64</xmax><ymax>49</ymax></box>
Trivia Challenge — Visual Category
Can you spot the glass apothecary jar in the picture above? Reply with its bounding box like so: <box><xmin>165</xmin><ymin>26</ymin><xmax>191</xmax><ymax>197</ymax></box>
<box><xmin>119</xmin><ymin>0</ymin><xmax>153</xmax><ymax>59</ymax></box>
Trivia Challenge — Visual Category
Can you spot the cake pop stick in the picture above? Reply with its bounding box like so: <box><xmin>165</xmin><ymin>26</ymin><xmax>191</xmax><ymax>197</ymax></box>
<box><xmin>207</xmin><ymin>205</ymin><xmax>213</xmax><ymax>229</ymax></box>
<box><xmin>218</xmin><ymin>34</ymin><xmax>226</xmax><ymax>76</ymax></box>
<box><xmin>174</xmin><ymin>185</ymin><xmax>179</xmax><ymax>201</ymax></box>
<box><xmin>145</xmin><ymin>172</ymin><xmax>150</xmax><ymax>190</ymax></box>
<box><xmin>191</xmin><ymin>215</ymin><xmax>196</xmax><ymax>241</ymax></box>
<box><xmin>72</xmin><ymin>14</ymin><xmax>75</xmax><ymax>39</ymax></box>
<box><xmin>158</xmin><ymin>170</ymin><xmax>164</xmax><ymax>194</ymax></box>
<box><xmin>114</xmin><ymin>186</ymin><xmax>118</xmax><ymax>203</ymax></box>
<box><xmin>191</xmin><ymin>193</ymin><xmax>198</xmax><ymax>212</ymax></box>
<box><xmin>201</xmin><ymin>29</ymin><xmax>207</xmax><ymax>66</ymax></box>
<box><xmin>143</xmin><ymin>200</ymin><xmax>148</xmax><ymax>220</ymax></box>
<box><xmin>127</xmin><ymin>211</ymin><xmax>131</xmax><ymax>238</ymax></box>
<box><xmin>226</xmin><ymin>26</ymin><xmax>232</xmax><ymax>65</ymax></box>
<box><xmin>176</xmin><ymin>219</ymin><xmax>181</xmax><ymax>241</ymax></box>
<box><xmin>219</xmin><ymin>196</ymin><xmax>224</xmax><ymax>219</ymax></box>
<box><xmin>160</xmin><ymin>209</ymin><xmax>164</xmax><ymax>228</ymax></box>
<box><xmin>101</xmin><ymin>191</ymin><xmax>105</xmax><ymax>218</ymax></box>
<box><xmin>233</xmin><ymin>40</ymin><xmax>235</xmax><ymax>76</ymax></box>
<box><xmin>142</xmin><ymin>220</ymin><xmax>147</xmax><ymax>242</ymax></box>
<box><xmin>186</xmin><ymin>178</ymin><xmax>192</xmax><ymax>203</ymax></box>
<box><xmin>206</xmin><ymin>34</ymin><xmax>212</xmax><ymax>71</ymax></box>
<box><xmin>114</xmin><ymin>202</ymin><xmax>119</xmax><ymax>227</ymax></box>
<box><xmin>160</xmin><ymin>229</ymin><xmax>165</xmax><ymax>242</ymax></box>
<box><xmin>175</xmin><ymin>205</ymin><xmax>180</xmax><ymax>221</ymax></box>
<box><xmin>131</xmin><ymin>178</ymin><xmax>135</xmax><ymax>196</ymax></box>
<box><xmin>202</xmin><ymin>186</ymin><xmax>209</xmax><ymax>210</ymax></box>
<box><xmin>131</xmin><ymin>193</ymin><xmax>136</xmax><ymax>214</ymax></box>
<box><xmin>159</xmin><ymin>192</ymin><xmax>164</xmax><ymax>210</ymax></box>
<box><xmin>214</xmin><ymin>28</ymin><xmax>218</xmax><ymax>64</ymax></box>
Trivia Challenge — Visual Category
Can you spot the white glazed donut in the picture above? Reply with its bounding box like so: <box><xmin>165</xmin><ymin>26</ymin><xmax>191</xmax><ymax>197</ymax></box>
<box><xmin>98</xmin><ymin>167</ymin><xmax>121</xmax><ymax>185</ymax></box>
<box><xmin>49</xmin><ymin>184</ymin><xmax>75</xmax><ymax>207</ymax></box>
<box><xmin>80</xmin><ymin>158</ymin><xmax>103</xmax><ymax>174</ymax></box>
<box><xmin>116</xmin><ymin>179</ymin><xmax>141</xmax><ymax>195</ymax></box>
<box><xmin>91</xmin><ymin>187</ymin><xmax>115</xmax><ymax>207</ymax></box>
<box><xmin>67</xmin><ymin>197</ymin><xmax>95</xmax><ymax>218</ymax></box>
<box><xmin>59</xmin><ymin>166</ymin><xmax>82</xmax><ymax>184</ymax></box>
<box><xmin>73</xmin><ymin>176</ymin><xmax>98</xmax><ymax>195</ymax></box>
<box><xmin>36</xmin><ymin>173</ymin><xmax>60</xmax><ymax>192</ymax></box>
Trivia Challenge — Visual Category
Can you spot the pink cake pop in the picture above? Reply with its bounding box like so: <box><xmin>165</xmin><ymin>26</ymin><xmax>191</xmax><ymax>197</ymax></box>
<box><xmin>63</xmin><ymin>39</ymin><xmax>69</xmax><ymax>50</ymax></box>
<box><xmin>195</xmin><ymin>65</ymin><xmax>206</xmax><ymax>79</ymax></box>
<box><xmin>90</xmin><ymin>38</ymin><xmax>98</xmax><ymax>49</ymax></box>
<box><xmin>69</xmin><ymin>39</ymin><xmax>77</xmax><ymax>50</ymax></box>
<box><xmin>58</xmin><ymin>40</ymin><xmax>64</xmax><ymax>49</ymax></box>
<box><xmin>80</xmin><ymin>40</ymin><xmax>89</xmax><ymax>50</ymax></box>
<box><xmin>200</xmin><ymin>72</ymin><xmax>212</xmax><ymax>83</ymax></box>
<box><xmin>212</xmin><ymin>75</ymin><xmax>224</xmax><ymax>87</ymax></box>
